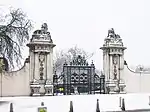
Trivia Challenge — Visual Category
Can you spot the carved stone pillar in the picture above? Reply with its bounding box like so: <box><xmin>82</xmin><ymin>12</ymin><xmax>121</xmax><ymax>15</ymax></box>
<box><xmin>100</xmin><ymin>28</ymin><xmax>127</xmax><ymax>94</ymax></box>
<box><xmin>27</xmin><ymin>23</ymin><xmax>56</xmax><ymax>96</ymax></box>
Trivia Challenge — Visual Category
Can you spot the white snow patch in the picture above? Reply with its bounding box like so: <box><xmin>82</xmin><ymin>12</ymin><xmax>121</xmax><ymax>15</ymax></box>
<box><xmin>0</xmin><ymin>93</ymin><xmax>150</xmax><ymax>112</ymax></box>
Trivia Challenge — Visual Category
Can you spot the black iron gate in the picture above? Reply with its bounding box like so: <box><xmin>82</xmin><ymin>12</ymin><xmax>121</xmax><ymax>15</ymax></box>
<box><xmin>53</xmin><ymin>55</ymin><xmax>105</xmax><ymax>95</ymax></box>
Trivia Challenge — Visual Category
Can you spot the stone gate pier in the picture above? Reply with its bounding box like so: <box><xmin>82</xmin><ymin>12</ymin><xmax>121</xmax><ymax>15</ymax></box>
<box><xmin>0</xmin><ymin>23</ymin><xmax>56</xmax><ymax>96</ymax></box>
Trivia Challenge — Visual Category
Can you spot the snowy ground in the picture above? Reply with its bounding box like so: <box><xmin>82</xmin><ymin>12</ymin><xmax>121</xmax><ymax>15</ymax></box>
<box><xmin>1</xmin><ymin>93</ymin><xmax>150</xmax><ymax>112</ymax></box>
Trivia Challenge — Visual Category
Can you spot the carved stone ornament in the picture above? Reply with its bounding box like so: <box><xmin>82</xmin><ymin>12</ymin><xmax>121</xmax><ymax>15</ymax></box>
<box><xmin>114</xmin><ymin>80</ymin><xmax>120</xmax><ymax>93</ymax></box>
<box><xmin>113</xmin><ymin>56</ymin><xmax>118</xmax><ymax>80</ymax></box>
<box><xmin>39</xmin><ymin>53</ymin><xmax>45</xmax><ymax>62</ymax></box>
<box><xmin>113</xmin><ymin>56</ymin><xmax>118</xmax><ymax>64</ymax></box>
<box><xmin>31</xmin><ymin>23</ymin><xmax>53</xmax><ymax>43</ymax></box>
<box><xmin>38</xmin><ymin>52</ymin><xmax>45</xmax><ymax>80</ymax></box>
<box><xmin>113</xmin><ymin>70</ymin><xmax>117</xmax><ymax>80</ymax></box>
<box><xmin>41</xmin><ymin>23</ymin><xmax>48</xmax><ymax>33</ymax></box>
<box><xmin>39</xmin><ymin>85</ymin><xmax>46</xmax><ymax>95</ymax></box>
<box><xmin>104</xmin><ymin>28</ymin><xmax>123</xmax><ymax>46</ymax></box>
<box><xmin>107</xmin><ymin>28</ymin><xmax>115</xmax><ymax>38</ymax></box>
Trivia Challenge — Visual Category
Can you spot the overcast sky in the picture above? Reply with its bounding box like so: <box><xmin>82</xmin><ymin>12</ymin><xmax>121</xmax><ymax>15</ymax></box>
<box><xmin>0</xmin><ymin>0</ymin><xmax>150</xmax><ymax>70</ymax></box>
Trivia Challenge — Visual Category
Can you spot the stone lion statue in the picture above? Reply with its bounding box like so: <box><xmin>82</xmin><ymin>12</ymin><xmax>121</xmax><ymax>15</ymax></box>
<box><xmin>41</xmin><ymin>23</ymin><xmax>48</xmax><ymax>33</ymax></box>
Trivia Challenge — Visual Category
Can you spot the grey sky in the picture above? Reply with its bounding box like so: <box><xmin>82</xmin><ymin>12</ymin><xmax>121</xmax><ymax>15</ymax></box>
<box><xmin>0</xmin><ymin>0</ymin><xmax>150</xmax><ymax>70</ymax></box>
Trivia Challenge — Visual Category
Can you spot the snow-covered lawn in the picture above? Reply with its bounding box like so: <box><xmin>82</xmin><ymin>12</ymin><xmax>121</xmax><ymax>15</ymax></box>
<box><xmin>1</xmin><ymin>93</ymin><xmax>150</xmax><ymax>112</ymax></box>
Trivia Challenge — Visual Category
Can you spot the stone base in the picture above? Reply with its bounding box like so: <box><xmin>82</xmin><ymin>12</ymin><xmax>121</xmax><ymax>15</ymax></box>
<box><xmin>109</xmin><ymin>91</ymin><xmax>126</xmax><ymax>94</ymax></box>
<box><xmin>30</xmin><ymin>79</ymin><xmax>53</xmax><ymax>96</ymax></box>
<box><xmin>106</xmin><ymin>79</ymin><xmax>126</xmax><ymax>94</ymax></box>
<box><xmin>45</xmin><ymin>85</ymin><xmax>53</xmax><ymax>96</ymax></box>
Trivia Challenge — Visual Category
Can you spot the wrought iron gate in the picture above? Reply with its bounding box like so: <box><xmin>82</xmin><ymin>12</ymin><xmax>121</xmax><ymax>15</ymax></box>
<box><xmin>53</xmin><ymin>55</ymin><xmax>105</xmax><ymax>95</ymax></box>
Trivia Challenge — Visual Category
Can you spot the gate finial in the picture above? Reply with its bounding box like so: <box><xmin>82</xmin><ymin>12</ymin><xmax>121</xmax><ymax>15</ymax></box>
<box><xmin>96</xmin><ymin>99</ymin><xmax>100</xmax><ymax>112</ymax></box>
<box><xmin>10</xmin><ymin>103</ymin><xmax>13</xmax><ymax>112</ymax></box>
<box><xmin>121</xmin><ymin>98</ymin><xmax>126</xmax><ymax>111</ymax></box>
<box><xmin>69</xmin><ymin>101</ymin><xmax>73</xmax><ymax>112</ymax></box>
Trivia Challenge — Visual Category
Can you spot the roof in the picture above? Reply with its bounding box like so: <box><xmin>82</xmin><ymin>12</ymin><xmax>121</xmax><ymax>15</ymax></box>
<box><xmin>1</xmin><ymin>93</ymin><xmax>150</xmax><ymax>112</ymax></box>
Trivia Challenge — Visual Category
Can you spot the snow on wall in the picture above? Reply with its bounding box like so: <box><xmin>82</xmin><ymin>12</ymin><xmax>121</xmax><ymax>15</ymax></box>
<box><xmin>1</xmin><ymin>94</ymin><xmax>150</xmax><ymax>112</ymax></box>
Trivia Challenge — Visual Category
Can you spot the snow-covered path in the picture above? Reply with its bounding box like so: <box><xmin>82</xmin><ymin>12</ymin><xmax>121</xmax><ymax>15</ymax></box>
<box><xmin>1</xmin><ymin>93</ymin><xmax>150</xmax><ymax>112</ymax></box>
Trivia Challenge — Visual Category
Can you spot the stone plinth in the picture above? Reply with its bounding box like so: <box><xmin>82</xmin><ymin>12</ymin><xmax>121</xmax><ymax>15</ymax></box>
<box><xmin>30</xmin><ymin>79</ymin><xmax>53</xmax><ymax>96</ymax></box>
<box><xmin>106</xmin><ymin>79</ymin><xmax>126</xmax><ymax>94</ymax></box>
<box><xmin>45</xmin><ymin>85</ymin><xmax>53</xmax><ymax>96</ymax></box>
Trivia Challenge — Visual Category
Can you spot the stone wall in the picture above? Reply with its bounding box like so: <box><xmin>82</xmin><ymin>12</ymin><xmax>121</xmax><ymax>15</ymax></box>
<box><xmin>124</xmin><ymin>65</ymin><xmax>150</xmax><ymax>93</ymax></box>
<box><xmin>0</xmin><ymin>62</ymin><xmax>30</xmax><ymax>96</ymax></box>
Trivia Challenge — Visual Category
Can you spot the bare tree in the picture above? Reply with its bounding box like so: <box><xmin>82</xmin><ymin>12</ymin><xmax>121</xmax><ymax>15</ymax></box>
<box><xmin>0</xmin><ymin>8</ymin><xmax>32</xmax><ymax>70</ymax></box>
<box><xmin>53</xmin><ymin>50</ymin><xmax>70</xmax><ymax>74</ymax></box>
<box><xmin>53</xmin><ymin>46</ymin><xmax>94</xmax><ymax>75</ymax></box>
<box><xmin>67</xmin><ymin>46</ymin><xmax>94</xmax><ymax>59</ymax></box>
